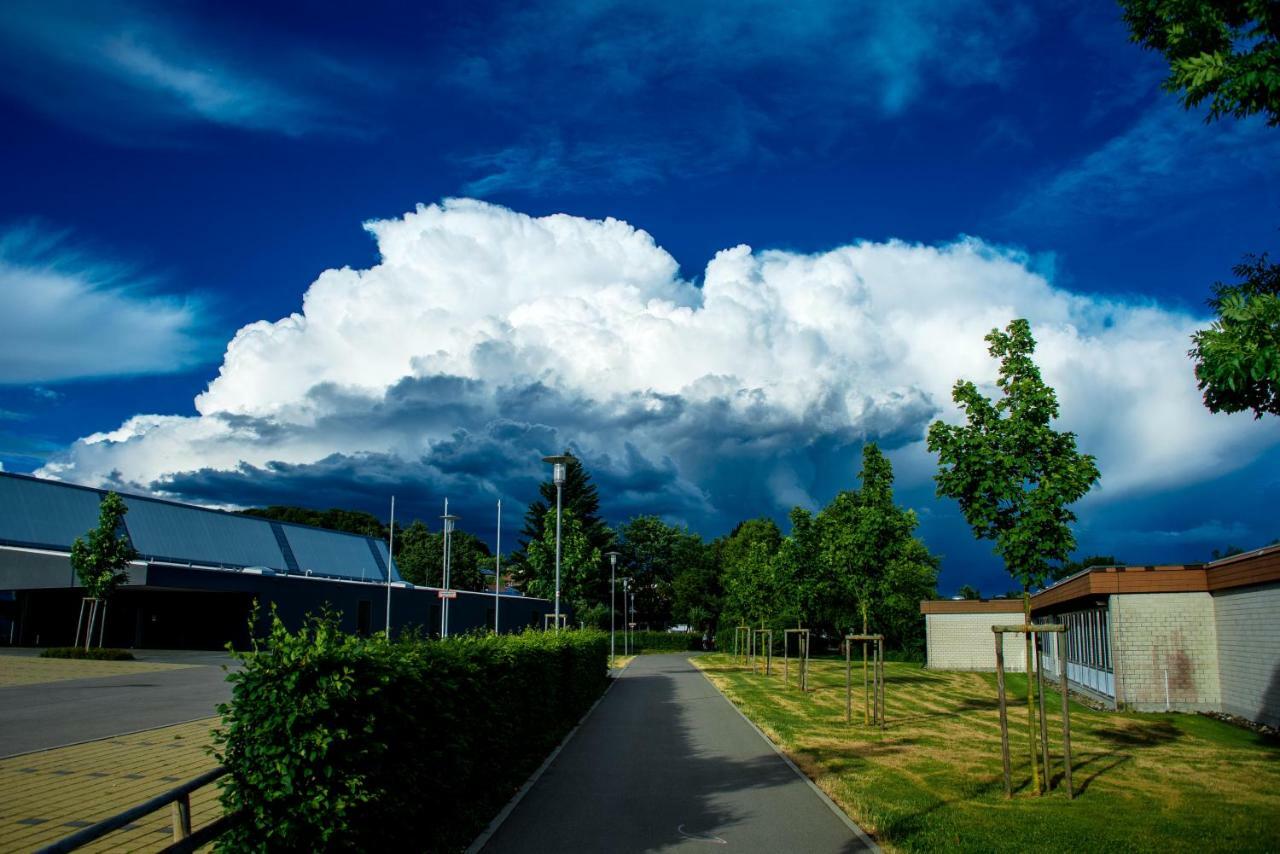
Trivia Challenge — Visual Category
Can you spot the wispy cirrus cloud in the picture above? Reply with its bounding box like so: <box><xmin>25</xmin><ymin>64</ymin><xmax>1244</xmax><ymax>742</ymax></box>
<box><xmin>0</xmin><ymin>224</ymin><xmax>211</xmax><ymax>383</ymax></box>
<box><xmin>0</xmin><ymin>0</ymin><xmax>369</xmax><ymax>142</ymax></box>
<box><xmin>450</xmin><ymin>0</ymin><xmax>1036</xmax><ymax>194</ymax></box>
<box><xmin>1010</xmin><ymin>102</ymin><xmax>1280</xmax><ymax>231</ymax></box>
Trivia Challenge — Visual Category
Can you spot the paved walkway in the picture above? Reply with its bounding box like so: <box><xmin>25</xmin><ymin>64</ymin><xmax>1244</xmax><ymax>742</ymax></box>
<box><xmin>482</xmin><ymin>654</ymin><xmax>875</xmax><ymax>853</ymax></box>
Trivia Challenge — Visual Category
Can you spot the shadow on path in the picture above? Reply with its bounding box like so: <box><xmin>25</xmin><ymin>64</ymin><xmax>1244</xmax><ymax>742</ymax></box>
<box><xmin>482</xmin><ymin>654</ymin><xmax>872</xmax><ymax>853</ymax></box>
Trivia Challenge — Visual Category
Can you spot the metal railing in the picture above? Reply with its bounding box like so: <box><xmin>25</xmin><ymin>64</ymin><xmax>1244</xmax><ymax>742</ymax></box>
<box><xmin>36</xmin><ymin>766</ymin><xmax>235</xmax><ymax>853</ymax></box>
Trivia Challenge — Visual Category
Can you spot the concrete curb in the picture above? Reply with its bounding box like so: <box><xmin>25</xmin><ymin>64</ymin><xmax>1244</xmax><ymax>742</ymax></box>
<box><xmin>465</xmin><ymin>665</ymin><xmax>627</xmax><ymax>854</ymax></box>
<box><xmin>693</xmin><ymin>662</ymin><xmax>882</xmax><ymax>853</ymax></box>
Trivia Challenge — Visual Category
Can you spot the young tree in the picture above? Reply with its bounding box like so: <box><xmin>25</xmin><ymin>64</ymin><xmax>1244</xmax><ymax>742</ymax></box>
<box><xmin>957</xmin><ymin>584</ymin><xmax>982</xmax><ymax>600</ymax></box>
<box><xmin>519</xmin><ymin>508</ymin><xmax>603</xmax><ymax>621</ymax></box>
<box><xmin>1121</xmin><ymin>0</ymin><xmax>1280</xmax><ymax>126</ymax></box>
<box><xmin>70</xmin><ymin>492</ymin><xmax>138</xmax><ymax>649</ymax></box>
<box><xmin>1189</xmin><ymin>253</ymin><xmax>1280</xmax><ymax>418</ymax></box>
<box><xmin>817</xmin><ymin>444</ymin><xmax>939</xmax><ymax>656</ymax></box>
<box><xmin>927</xmin><ymin>319</ymin><xmax>1099</xmax><ymax>794</ymax></box>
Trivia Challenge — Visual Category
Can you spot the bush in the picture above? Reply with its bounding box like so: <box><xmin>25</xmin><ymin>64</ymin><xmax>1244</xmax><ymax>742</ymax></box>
<box><xmin>628</xmin><ymin>630</ymin><xmax>703</xmax><ymax>653</ymax></box>
<box><xmin>40</xmin><ymin>647</ymin><xmax>135</xmax><ymax>660</ymax></box>
<box><xmin>214</xmin><ymin>613</ymin><xmax>608</xmax><ymax>852</ymax></box>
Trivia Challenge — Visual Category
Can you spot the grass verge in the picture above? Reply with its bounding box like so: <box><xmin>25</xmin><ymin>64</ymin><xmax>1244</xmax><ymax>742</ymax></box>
<box><xmin>694</xmin><ymin>653</ymin><xmax>1279</xmax><ymax>854</ymax></box>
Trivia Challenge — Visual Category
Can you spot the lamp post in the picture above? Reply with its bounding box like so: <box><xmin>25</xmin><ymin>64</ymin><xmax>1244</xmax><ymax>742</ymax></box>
<box><xmin>541</xmin><ymin>452</ymin><xmax>573</xmax><ymax>632</ymax></box>
<box><xmin>605</xmin><ymin>551</ymin><xmax>620</xmax><ymax>665</ymax></box>
<box><xmin>621</xmin><ymin>577</ymin><xmax>632</xmax><ymax>655</ymax></box>
<box><xmin>385</xmin><ymin>495</ymin><xmax>395</xmax><ymax>639</ymax></box>
<box><xmin>440</xmin><ymin>503</ymin><xmax>459</xmax><ymax>638</ymax></box>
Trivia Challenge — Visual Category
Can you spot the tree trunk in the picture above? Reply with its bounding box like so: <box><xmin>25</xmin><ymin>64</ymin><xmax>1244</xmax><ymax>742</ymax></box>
<box><xmin>1023</xmin><ymin>590</ymin><xmax>1041</xmax><ymax>794</ymax></box>
<box><xmin>862</xmin><ymin>607</ymin><xmax>869</xmax><ymax>725</ymax></box>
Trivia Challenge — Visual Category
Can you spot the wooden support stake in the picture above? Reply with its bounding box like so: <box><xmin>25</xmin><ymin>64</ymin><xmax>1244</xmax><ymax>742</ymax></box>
<box><xmin>1060</xmin><ymin>658</ymin><xmax>1074</xmax><ymax>799</ymax></box>
<box><xmin>995</xmin><ymin>631</ymin><xmax>1012</xmax><ymax>798</ymax></box>
<box><xmin>845</xmin><ymin>637</ymin><xmax>852</xmax><ymax>723</ymax></box>
<box><xmin>1036</xmin><ymin>634</ymin><xmax>1051</xmax><ymax>793</ymax></box>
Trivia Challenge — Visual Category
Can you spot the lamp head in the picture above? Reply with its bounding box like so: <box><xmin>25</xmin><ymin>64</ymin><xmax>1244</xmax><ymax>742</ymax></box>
<box><xmin>541</xmin><ymin>451</ymin><xmax>575</xmax><ymax>486</ymax></box>
<box><xmin>605</xmin><ymin>550</ymin><xmax>620</xmax><ymax>567</ymax></box>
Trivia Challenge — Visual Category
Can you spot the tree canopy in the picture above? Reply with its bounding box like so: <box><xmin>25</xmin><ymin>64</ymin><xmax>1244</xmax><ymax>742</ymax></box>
<box><xmin>1189</xmin><ymin>252</ymin><xmax>1280</xmax><ymax>418</ymax></box>
<box><xmin>1121</xmin><ymin>0</ymin><xmax>1280</xmax><ymax>126</ymax></box>
<box><xmin>927</xmin><ymin>319</ymin><xmax>1100</xmax><ymax>592</ymax></box>
<box><xmin>393</xmin><ymin>521</ymin><xmax>492</xmax><ymax>591</ymax></box>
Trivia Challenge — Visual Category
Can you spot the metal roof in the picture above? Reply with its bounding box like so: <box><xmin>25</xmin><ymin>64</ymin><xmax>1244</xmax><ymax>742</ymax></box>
<box><xmin>0</xmin><ymin>472</ymin><xmax>402</xmax><ymax>584</ymax></box>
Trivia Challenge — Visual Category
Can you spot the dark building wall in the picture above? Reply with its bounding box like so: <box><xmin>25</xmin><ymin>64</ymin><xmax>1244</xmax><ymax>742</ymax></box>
<box><xmin>8</xmin><ymin>562</ymin><xmax>562</xmax><ymax>650</ymax></box>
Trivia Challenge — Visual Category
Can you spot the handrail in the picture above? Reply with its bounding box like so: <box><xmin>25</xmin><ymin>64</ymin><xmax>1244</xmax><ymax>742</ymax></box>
<box><xmin>36</xmin><ymin>766</ymin><xmax>228</xmax><ymax>854</ymax></box>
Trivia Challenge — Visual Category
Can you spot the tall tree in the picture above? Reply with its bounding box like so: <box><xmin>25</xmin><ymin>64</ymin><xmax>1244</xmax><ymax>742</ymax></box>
<box><xmin>70</xmin><ymin>492</ymin><xmax>138</xmax><ymax>649</ymax></box>
<box><xmin>1188</xmin><ymin>253</ymin><xmax>1280</xmax><ymax>418</ymax></box>
<box><xmin>671</xmin><ymin>535</ymin><xmax>720</xmax><ymax>634</ymax></box>
<box><xmin>1119</xmin><ymin>1</ymin><xmax>1280</xmax><ymax>415</ymax></box>
<box><xmin>719</xmin><ymin>518</ymin><xmax>783</xmax><ymax>627</ymax></box>
<box><xmin>237</xmin><ymin>505</ymin><xmax>388</xmax><ymax>539</ymax></box>
<box><xmin>927</xmin><ymin>319</ymin><xmax>1100</xmax><ymax>795</ymax></box>
<box><xmin>393</xmin><ymin>521</ymin><xmax>491</xmax><ymax>591</ymax></box>
<box><xmin>1121</xmin><ymin>0</ymin><xmax>1280</xmax><ymax>126</ymax></box>
<box><xmin>616</xmin><ymin>515</ymin><xmax>706</xmax><ymax>627</ymax></box>
<box><xmin>957</xmin><ymin>584</ymin><xmax>982</xmax><ymax>600</ymax></box>
<box><xmin>515</xmin><ymin>453</ymin><xmax>613</xmax><ymax>575</ymax></box>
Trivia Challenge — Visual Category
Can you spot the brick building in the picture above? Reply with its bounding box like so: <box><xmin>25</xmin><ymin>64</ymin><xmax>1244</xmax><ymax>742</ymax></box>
<box><xmin>920</xmin><ymin>545</ymin><xmax>1280</xmax><ymax>727</ymax></box>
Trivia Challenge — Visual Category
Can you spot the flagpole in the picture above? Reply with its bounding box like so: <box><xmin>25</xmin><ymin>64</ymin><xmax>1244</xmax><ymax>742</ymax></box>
<box><xmin>385</xmin><ymin>495</ymin><xmax>395</xmax><ymax>638</ymax></box>
<box><xmin>495</xmin><ymin>499</ymin><xmax>502</xmax><ymax>633</ymax></box>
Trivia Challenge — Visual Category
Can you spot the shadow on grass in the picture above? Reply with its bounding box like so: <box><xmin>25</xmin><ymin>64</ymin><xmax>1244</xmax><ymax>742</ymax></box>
<box><xmin>1065</xmin><ymin>750</ymin><xmax>1132</xmax><ymax>795</ymax></box>
<box><xmin>1090</xmin><ymin>719</ymin><xmax>1181</xmax><ymax>747</ymax></box>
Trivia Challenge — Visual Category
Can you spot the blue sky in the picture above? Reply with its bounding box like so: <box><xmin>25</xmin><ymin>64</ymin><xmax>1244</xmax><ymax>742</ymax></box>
<box><xmin>1</xmin><ymin>0</ymin><xmax>1277</xmax><ymax>596</ymax></box>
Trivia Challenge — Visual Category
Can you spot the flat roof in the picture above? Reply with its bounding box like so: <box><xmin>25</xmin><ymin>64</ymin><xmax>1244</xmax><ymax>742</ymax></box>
<box><xmin>0</xmin><ymin>471</ymin><xmax>400</xmax><ymax>585</ymax></box>
<box><xmin>919</xmin><ymin>599</ymin><xmax>1026</xmax><ymax>615</ymax></box>
<box><xmin>921</xmin><ymin>544</ymin><xmax>1280</xmax><ymax>616</ymax></box>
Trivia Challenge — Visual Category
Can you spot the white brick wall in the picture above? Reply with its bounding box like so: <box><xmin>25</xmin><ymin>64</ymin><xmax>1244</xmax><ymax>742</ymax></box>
<box><xmin>1113</xmin><ymin>592</ymin><xmax>1220</xmax><ymax>713</ymax></box>
<box><xmin>1213</xmin><ymin>583</ymin><xmax>1280</xmax><ymax>727</ymax></box>
<box><xmin>926</xmin><ymin>612</ymin><xmax>1029</xmax><ymax>672</ymax></box>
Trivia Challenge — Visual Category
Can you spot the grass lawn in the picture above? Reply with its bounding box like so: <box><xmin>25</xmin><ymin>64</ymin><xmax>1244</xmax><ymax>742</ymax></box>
<box><xmin>694</xmin><ymin>653</ymin><xmax>1280</xmax><ymax>853</ymax></box>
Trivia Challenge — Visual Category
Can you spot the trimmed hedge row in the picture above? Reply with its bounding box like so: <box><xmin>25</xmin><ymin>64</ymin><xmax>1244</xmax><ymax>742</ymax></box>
<box><xmin>39</xmin><ymin>647</ymin><xmax>135</xmax><ymax>660</ymax></box>
<box><xmin>628</xmin><ymin>630</ymin><xmax>704</xmax><ymax>652</ymax></box>
<box><xmin>214</xmin><ymin>614</ymin><xmax>608</xmax><ymax>852</ymax></box>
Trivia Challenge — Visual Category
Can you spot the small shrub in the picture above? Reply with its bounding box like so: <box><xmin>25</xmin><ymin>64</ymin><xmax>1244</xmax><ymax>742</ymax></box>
<box><xmin>39</xmin><ymin>647</ymin><xmax>135</xmax><ymax>660</ymax></box>
<box><xmin>214</xmin><ymin>612</ymin><xmax>607</xmax><ymax>852</ymax></box>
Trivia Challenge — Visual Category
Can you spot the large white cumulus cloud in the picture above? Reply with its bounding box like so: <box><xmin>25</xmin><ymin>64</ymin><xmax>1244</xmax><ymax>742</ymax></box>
<box><xmin>37</xmin><ymin>199</ymin><xmax>1276</xmax><ymax>525</ymax></box>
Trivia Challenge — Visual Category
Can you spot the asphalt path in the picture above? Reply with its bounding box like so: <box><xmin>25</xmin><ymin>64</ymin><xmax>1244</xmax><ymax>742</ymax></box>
<box><xmin>0</xmin><ymin>660</ymin><xmax>235</xmax><ymax>757</ymax></box>
<box><xmin>482</xmin><ymin>653</ymin><xmax>875</xmax><ymax>854</ymax></box>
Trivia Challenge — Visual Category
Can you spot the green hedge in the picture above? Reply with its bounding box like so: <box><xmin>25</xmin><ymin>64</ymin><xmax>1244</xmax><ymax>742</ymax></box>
<box><xmin>39</xmin><ymin>647</ymin><xmax>135</xmax><ymax>660</ymax></box>
<box><xmin>628</xmin><ymin>630</ymin><xmax>703</xmax><ymax>652</ymax></box>
<box><xmin>214</xmin><ymin>613</ymin><xmax>608</xmax><ymax>852</ymax></box>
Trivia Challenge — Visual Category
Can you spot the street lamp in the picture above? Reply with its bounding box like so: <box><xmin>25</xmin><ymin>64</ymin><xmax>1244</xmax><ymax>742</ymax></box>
<box><xmin>621</xmin><ymin>577</ymin><xmax>632</xmax><ymax>655</ymax></box>
<box><xmin>605</xmin><ymin>551</ymin><xmax>620</xmax><ymax>665</ymax></box>
<box><xmin>541</xmin><ymin>452</ymin><xmax>574</xmax><ymax>632</ymax></box>
<box><xmin>440</xmin><ymin>502</ymin><xmax>459</xmax><ymax>638</ymax></box>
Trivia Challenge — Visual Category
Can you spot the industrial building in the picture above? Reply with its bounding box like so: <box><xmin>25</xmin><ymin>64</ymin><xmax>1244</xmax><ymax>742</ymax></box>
<box><xmin>920</xmin><ymin>545</ymin><xmax>1280</xmax><ymax>727</ymax></box>
<box><xmin>0</xmin><ymin>472</ymin><xmax>555</xmax><ymax>649</ymax></box>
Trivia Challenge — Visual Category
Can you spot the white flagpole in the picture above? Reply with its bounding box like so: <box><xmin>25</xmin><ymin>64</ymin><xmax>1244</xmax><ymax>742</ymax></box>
<box><xmin>495</xmin><ymin>499</ymin><xmax>502</xmax><ymax>633</ymax></box>
<box><xmin>385</xmin><ymin>496</ymin><xmax>395</xmax><ymax>638</ymax></box>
